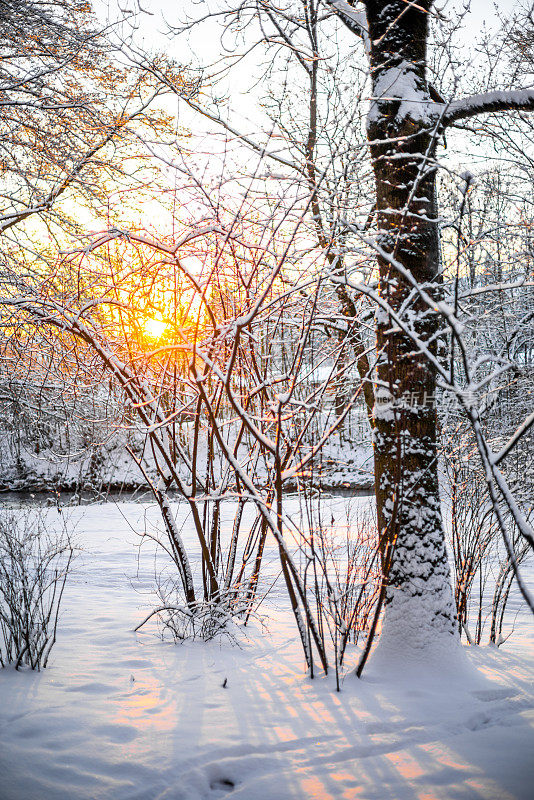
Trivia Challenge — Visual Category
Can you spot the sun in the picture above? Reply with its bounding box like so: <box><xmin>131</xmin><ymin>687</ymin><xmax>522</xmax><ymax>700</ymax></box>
<box><xmin>143</xmin><ymin>316</ymin><xmax>167</xmax><ymax>340</ymax></box>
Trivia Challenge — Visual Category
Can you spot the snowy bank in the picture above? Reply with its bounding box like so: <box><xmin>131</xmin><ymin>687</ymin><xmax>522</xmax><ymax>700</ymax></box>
<box><xmin>0</xmin><ymin>501</ymin><xmax>532</xmax><ymax>800</ymax></box>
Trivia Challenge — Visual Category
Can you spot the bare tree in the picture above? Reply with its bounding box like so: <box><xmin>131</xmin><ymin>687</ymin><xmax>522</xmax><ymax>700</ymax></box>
<box><xmin>169</xmin><ymin>0</ymin><xmax>534</xmax><ymax>667</ymax></box>
<box><xmin>0</xmin><ymin>0</ymin><xmax>196</xmax><ymax>245</ymax></box>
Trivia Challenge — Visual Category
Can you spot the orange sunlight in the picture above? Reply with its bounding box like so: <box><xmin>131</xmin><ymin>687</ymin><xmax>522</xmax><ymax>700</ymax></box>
<box><xmin>143</xmin><ymin>316</ymin><xmax>167</xmax><ymax>340</ymax></box>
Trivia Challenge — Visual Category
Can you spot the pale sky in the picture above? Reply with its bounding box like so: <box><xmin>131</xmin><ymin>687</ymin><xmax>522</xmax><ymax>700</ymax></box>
<box><xmin>95</xmin><ymin>0</ymin><xmax>529</xmax><ymax>184</ymax></box>
<box><xmin>88</xmin><ymin>0</ymin><xmax>530</xmax><ymax>239</ymax></box>
<box><xmin>96</xmin><ymin>0</ymin><xmax>527</xmax><ymax>111</ymax></box>
<box><xmin>99</xmin><ymin>1</ymin><xmax>523</xmax><ymax>57</ymax></box>
<box><xmin>466</xmin><ymin>0</ymin><xmax>517</xmax><ymax>27</ymax></box>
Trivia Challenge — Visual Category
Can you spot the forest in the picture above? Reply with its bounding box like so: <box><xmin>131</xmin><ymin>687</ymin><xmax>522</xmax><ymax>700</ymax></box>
<box><xmin>0</xmin><ymin>1</ymin><xmax>533</xmax><ymax>799</ymax></box>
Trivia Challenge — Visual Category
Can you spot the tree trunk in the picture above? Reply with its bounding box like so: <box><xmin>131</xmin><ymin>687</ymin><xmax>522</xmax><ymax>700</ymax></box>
<box><xmin>364</xmin><ymin>0</ymin><xmax>457</xmax><ymax>658</ymax></box>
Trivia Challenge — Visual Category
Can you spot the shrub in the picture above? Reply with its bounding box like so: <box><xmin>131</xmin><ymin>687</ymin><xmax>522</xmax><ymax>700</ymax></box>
<box><xmin>0</xmin><ymin>509</ymin><xmax>74</xmax><ymax>669</ymax></box>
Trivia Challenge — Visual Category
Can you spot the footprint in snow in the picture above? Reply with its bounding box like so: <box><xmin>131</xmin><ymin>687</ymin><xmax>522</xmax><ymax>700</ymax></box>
<box><xmin>65</xmin><ymin>681</ymin><xmax>112</xmax><ymax>695</ymax></box>
<box><xmin>210</xmin><ymin>777</ymin><xmax>235</xmax><ymax>795</ymax></box>
<box><xmin>465</xmin><ymin>711</ymin><xmax>493</xmax><ymax>731</ymax></box>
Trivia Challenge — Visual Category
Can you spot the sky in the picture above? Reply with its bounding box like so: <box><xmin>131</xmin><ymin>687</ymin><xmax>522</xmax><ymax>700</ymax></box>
<box><xmin>96</xmin><ymin>0</ymin><xmax>528</xmax><ymax>125</ymax></box>
<box><xmin>150</xmin><ymin>0</ymin><xmax>514</xmax><ymax>37</ymax></box>
<box><xmin>93</xmin><ymin>0</ymin><xmax>530</xmax><ymax>201</ymax></box>
<box><xmin>99</xmin><ymin>1</ymin><xmax>524</xmax><ymax>57</ymax></box>
<box><xmin>465</xmin><ymin>0</ymin><xmax>518</xmax><ymax>28</ymax></box>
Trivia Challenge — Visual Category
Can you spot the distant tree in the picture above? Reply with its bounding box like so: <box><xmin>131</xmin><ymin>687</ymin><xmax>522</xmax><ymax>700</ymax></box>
<box><xmin>0</xmin><ymin>0</ymin><xmax>195</xmax><ymax>488</ymax></box>
<box><xmin>0</xmin><ymin>0</ymin><xmax>192</xmax><ymax>241</ymax></box>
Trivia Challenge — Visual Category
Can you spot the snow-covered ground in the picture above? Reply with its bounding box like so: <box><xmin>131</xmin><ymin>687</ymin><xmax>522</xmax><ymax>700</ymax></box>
<box><xmin>0</xmin><ymin>499</ymin><xmax>533</xmax><ymax>800</ymax></box>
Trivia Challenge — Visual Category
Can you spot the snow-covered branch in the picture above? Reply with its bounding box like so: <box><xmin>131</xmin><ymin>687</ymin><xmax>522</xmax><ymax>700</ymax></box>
<box><xmin>441</xmin><ymin>89</ymin><xmax>534</xmax><ymax>126</ymax></box>
<box><xmin>324</xmin><ymin>0</ymin><xmax>370</xmax><ymax>53</ymax></box>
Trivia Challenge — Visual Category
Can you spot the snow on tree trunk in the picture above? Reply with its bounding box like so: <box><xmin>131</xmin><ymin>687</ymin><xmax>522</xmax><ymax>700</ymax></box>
<box><xmin>365</xmin><ymin>0</ymin><xmax>458</xmax><ymax>660</ymax></box>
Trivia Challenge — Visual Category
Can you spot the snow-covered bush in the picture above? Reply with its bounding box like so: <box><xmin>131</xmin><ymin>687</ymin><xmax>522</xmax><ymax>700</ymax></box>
<box><xmin>296</xmin><ymin>496</ymin><xmax>381</xmax><ymax>684</ymax></box>
<box><xmin>444</xmin><ymin>438</ymin><xmax>532</xmax><ymax>645</ymax></box>
<box><xmin>0</xmin><ymin>510</ymin><xmax>74</xmax><ymax>670</ymax></box>
<box><xmin>135</xmin><ymin>589</ymin><xmax>248</xmax><ymax>643</ymax></box>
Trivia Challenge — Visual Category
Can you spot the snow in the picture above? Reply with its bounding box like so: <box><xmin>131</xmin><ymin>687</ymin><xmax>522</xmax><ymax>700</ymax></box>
<box><xmin>0</xmin><ymin>421</ymin><xmax>374</xmax><ymax>493</ymax></box>
<box><xmin>326</xmin><ymin>1</ymin><xmax>371</xmax><ymax>55</ymax></box>
<box><xmin>441</xmin><ymin>89</ymin><xmax>534</xmax><ymax>125</ymax></box>
<box><xmin>0</xmin><ymin>500</ymin><xmax>533</xmax><ymax>800</ymax></box>
<box><xmin>368</xmin><ymin>62</ymin><xmax>431</xmax><ymax>125</ymax></box>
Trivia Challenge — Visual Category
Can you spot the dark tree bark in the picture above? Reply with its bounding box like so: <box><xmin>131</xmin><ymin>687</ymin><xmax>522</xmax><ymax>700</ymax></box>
<box><xmin>351</xmin><ymin>0</ymin><xmax>534</xmax><ymax>659</ymax></box>
<box><xmin>363</xmin><ymin>0</ymin><xmax>457</xmax><ymax>654</ymax></box>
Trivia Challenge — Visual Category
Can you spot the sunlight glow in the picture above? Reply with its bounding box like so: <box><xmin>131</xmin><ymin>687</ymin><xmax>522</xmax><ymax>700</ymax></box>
<box><xmin>143</xmin><ymin>317</ymin><xmax>167</xmax><ymax>340</ymax></box>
